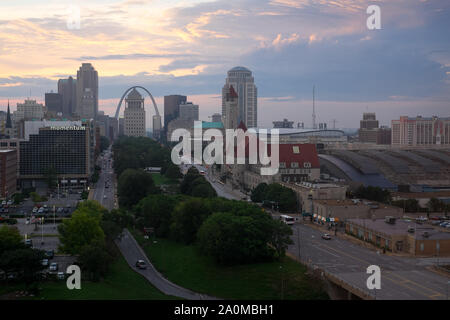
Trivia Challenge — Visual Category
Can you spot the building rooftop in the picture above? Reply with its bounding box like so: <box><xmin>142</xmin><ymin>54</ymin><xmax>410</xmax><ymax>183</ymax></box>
<box><xmin>229</xmin><ymin>66</ymin><xmax>251</xmax><ymax>72</ymax></box>
<box><xmin>348</xmin><ymin>218</ymin><xmax>450</xmax><ymax>239</ymax></box>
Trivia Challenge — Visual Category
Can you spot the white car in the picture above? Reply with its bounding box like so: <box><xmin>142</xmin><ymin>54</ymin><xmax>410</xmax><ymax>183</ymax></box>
<box><xmin>49</xmin><ymin>262</ymin><xmax>58</xmax><ymax>272</ymax></box>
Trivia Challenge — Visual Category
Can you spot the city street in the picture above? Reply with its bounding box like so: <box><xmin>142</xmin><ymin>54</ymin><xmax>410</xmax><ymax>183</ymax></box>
<box><xmin>91</xmin><ymin>147</ymin><xmax>117</xmax><ymax>210</ymax></box>
<box><xmin>289</xmin><ymin>222</ymin><xmax>450</xmax><ymax>300</ymax></box>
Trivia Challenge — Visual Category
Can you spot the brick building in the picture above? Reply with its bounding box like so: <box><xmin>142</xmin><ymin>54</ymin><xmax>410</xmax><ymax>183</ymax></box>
<box><xmin>0</xmin><ymin>149</ymin><xmax>17</xmax><ymax>198</ymax></box>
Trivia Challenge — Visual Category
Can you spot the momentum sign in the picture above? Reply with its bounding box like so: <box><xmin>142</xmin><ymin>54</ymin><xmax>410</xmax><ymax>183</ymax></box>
<box><xmin>50</xmin><ymin>126</ymin><xmax>85</xmax><ymax>130</ymax></box>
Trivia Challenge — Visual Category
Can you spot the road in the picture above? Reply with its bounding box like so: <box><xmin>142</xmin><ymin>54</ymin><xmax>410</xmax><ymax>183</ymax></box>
<box><xmin>289</xmin><ymin>222</ymin><xmax>450</xmax><ymax>300</ymax></box>
<box><xmin>92</xmin><ymin>147</ymin><xmax>117</xmax><ymax>210</ymax></box>
<box><xmin>115</xmin><ymin>229</ymin><xmax>217</xmax><ymax>300</ymax></box>
<box><xmin>181</xmin><ymin>163</ymin><xmax>244</xmax><ymax>200</ymax></box>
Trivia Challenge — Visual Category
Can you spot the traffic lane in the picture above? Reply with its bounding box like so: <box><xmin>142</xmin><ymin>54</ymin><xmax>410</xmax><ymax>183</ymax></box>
<box><xmin>290</xmin><ymin>224</ymin><xmax>449</xmax><ymax>300</ymax></box>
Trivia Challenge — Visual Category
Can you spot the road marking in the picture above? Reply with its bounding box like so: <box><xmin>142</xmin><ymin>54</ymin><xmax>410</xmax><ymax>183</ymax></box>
<box><xmin>385</xmin><ymin>271</ymin><xmax>444</xmax><ymax>297</ymax></box>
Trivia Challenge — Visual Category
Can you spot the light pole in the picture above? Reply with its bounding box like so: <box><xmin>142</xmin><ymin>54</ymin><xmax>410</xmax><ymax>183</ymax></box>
<box><xmin>41</xmin><ymin>217</ymin><xmax>44</xmax><ymax>245</ymax></box>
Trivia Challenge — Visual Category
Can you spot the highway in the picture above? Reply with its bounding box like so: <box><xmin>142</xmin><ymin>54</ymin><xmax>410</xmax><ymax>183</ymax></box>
<box><xmin>289</xmin><ymin>222</ymin><xmax>450</xmax><ymax>300</ymax></box>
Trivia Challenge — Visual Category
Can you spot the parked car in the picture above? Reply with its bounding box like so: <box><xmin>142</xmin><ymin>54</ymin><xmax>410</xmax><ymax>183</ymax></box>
<box><xmin>56</xmin><ymin>272</ymin><xmax>65</xmax><ymax>280</ymax></box>
<box><xmin>49</xmin><ymin>262</ymin><xmax>58</xmax><ymax>272</ymax></box>
<box><xmin>25</xmin><ymin>239</ymin><xmax>33</xmax><ymax>247</ymax></box>
<box><xmin>32</xmin><ymin>207</ymin><xmax>38</xmax><ymax>213</ymax></box>
<box><xmin>6</xmin><ymin>200</ymin><xmax>13</xmax><ymax>205</ymax></box>
<box><xmin>135</xmin><ymin>260</ymin><xmax>147</xmax><ymax>270</ymax></box>
<box><xmin>41</xmin><ymin>259</ymin><xmax>49</xmax><ymax>267</ymax></box>
<box><xmin>1</xmin><ymin>201</ymin><xmax>6</xmax><ymax>205</ymax></box>
<box><xmin>322</xmin><ymin>234</ymin><xmax>332</xmax><ymax>240</ymax></box>
<box><xmin>45</xmin><ymin>250</ymin><xmax>54</xmax><ymax>259</ymax></box>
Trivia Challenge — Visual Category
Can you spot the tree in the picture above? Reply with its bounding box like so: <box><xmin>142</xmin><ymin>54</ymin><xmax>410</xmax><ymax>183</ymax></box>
<box><xmin>427</xmin><ymin>198</ymin><xmax>445</xmax><ymax>213</ymax></box>
<box><xmin>77</xmin><ymin>241</ymin><xmax>113</xmax><ymax>281</ymax></box>
<box><xmin>118</xmin><ymin>169</ymin><xmax>160</xmax><ymax>208</ymax></box>
<box><xmin>251</xmin><ymin>183</ymin><xmax>268</xmax><ymax>203</ymax></box>
<box><xmin>165</xmin><ymin>163</ymin><xmax>182</xmax><ymax>180</ymax></box>
<box><xmin>270</xmin><ymin>220</ymin><xmax>293</xmax><ymax>259</ymax></box>
<box><xmin>100</xmin><ymin>136</ymin><xmax>110</xmax><ymax>153</ymax></box>
<box><xmin>197</xmin><ymin>207</ymin><xmax>278</xmax><ymax>265</ymax></box>
<box><xmin>264</xmin><ymin>184</ymin><xmax>297</xmax><ymax>212</ymax></box>
<box><xmin>170</xmin><ymin>198</ymin><xmax>212</xmax><ymax>244</ymax></box>
<box><xmin>0</xmin><ymin>226</ymin><xmax>24</xmax><ymax>256</ymax></box>
<box><xmin>135</xmin><ymin>195</ymin><xmax>182</xmax><ymax>237</ymax></box>
<box><xmin>58</xmin><ymin>209</ymin><xmax>105</xmax><ymax>255</ymax></box>
<box><xmin>0</xmin><ymin>248</ymin><xmax>45</xmax><ymax>286</ymax></box>
<box><xmin>180</xmin><ymin>169</ymin><xmax>216</xmax><ymax>198</ymax></box>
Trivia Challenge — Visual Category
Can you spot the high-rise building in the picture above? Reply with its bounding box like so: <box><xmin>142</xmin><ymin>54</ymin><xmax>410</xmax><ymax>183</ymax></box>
<box><xmin>222</xmin><ymin>66</ymin><xmax>257</xmax><ymax>128</ymax></box>
<box><xmin>45</xmin><ymin>92</ymin><xmax>63</xmax><ymax>116</ymax></box>
<box><xmin>164</xmin><ymin>95</ymin><xmax>186</xmax><ymax>132</ymax></box>
<box><xmin>273</xmin><ymin>119</ymin><xmax>294</xmax><ymax>128</ymax></box>
<box><xmin>124</xmin><ymin>88</ymin><xmax>146</xmax><ymax>137</ymax></box>
<box><xmin>58</xmin><ymin>76</ymin><xmax>77</xmax><ymax>117</ymax></box>
<box><xmin>14</xmin><ymin>99</ymin><xmax>45</xmax><ymax>121</ymax></box>
<box><xmin>391</xmin><ymin>116</ymin><xmax>450</xmax><ymax>146</ymax></box>
<box><xmin>19</xmin><ymin>122</ymin><xmax>92</xmax><ymax>188</ymax></box>
<box><xmin>76</xmin><ymin>63</ymin><xmax>98</xmax><ymax>119</ymax></box>
<box><xmin>359</xmin><ymin>113</ymin><xmax>380</xmax><ymax>143</ymax></box>
<box><xmin>211</xmin><ymin>113</ymin><xmax>222</xmax><ymax>123</ymax></box>
<box><xmin>152</xmin><ymin>115</ymin><xmax>161</xmax><ymax>140</ymax></box>
<box><xmin>179</xmin><ymin>102</ymin><xmax>199</xmax><ymax>121</ymax></box>
<box><xmin>0</xmin><ymin>149</ymin><xmax>17</xmax><ymax>198</ymax></box>
<box><xmin>224</xmin><ymin>85</ymin><xmax>239</xmax><ymax>130</ymax></box>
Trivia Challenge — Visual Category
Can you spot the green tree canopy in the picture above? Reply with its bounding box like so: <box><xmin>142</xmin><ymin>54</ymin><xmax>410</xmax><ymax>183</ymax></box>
<box><xmin>170</xmin><ymin>198</ymin><xmax>212</xmax><ymax>244</ymax></box>
<box><xmin>118</xmin><ymin>169</ymin><xmax>160</xmax><ymax>208</ymax></box>
<box><xmin>250</xmin><ymin>183</ymin><xmax>268</xmax><ymax>203</ymax></box>
<box><xmin>0</xmin><ymin>226</ymin><xmax>24</xmax><ymax>256</ymax></box>
<box><xmin>58</xmin><ymin>207</ymin><xmax>105</xmax><ymax>255</ymax></box>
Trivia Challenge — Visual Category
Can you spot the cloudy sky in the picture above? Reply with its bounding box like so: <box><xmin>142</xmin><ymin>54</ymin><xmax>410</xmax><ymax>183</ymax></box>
<box><xmin>0</xmin><ymin>0</ymin><xmax>449</xmax><ymax>128</ymax></box>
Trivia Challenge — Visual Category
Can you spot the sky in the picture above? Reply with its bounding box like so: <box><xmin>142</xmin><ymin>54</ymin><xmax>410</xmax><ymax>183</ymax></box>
<box><xmin>0</xmin><ymin>0</ymin><xmax>449</xmax><ymax>128</ymax></box>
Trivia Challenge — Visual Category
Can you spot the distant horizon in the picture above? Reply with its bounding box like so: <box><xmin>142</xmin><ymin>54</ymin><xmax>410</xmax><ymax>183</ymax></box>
<box><xmin>1</xmin><ymin>1</ymin><xmax>449</xmax><ymax>128</ymax></box>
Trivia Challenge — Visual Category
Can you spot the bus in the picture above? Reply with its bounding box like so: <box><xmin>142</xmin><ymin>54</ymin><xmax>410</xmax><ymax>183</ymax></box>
<box><xmin>279</xmin><ymin>215</ymin><xmax>295</xmax><ymax>225</ymax></box>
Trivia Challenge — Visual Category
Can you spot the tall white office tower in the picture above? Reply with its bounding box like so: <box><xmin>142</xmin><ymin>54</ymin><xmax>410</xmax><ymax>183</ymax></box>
<box><xmin>124</xmin><ymin>88</ymin><xmax>146</xmax><ymax>137</ymax></box>
<box><xmin>222</xmin><ymin>66</ymin><xmax>257</xmax><ymax>128</ymax></box>
<box><xmin>76</xmin><ymin>63</ymin><xmax>98</xmax><ymax>119</ymax></box>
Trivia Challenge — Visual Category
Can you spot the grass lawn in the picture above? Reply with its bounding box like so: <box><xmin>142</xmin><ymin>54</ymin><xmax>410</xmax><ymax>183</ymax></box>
<box><xmin>132</xmin><ymin>230</ymin><xmax>329</xmax><ymax>300</ymax></box>
<box><xmin>1</xmin><ymin>254</ymin><xmax>177</xmax><ymax>300</ymax></box>
<box><xmin>151</xmin><ymin>173</ymin><xmax>177</xmax><ymax>186</ymax></box>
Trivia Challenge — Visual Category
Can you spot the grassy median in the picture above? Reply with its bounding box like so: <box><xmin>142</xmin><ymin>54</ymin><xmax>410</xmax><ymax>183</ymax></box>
<box><xmin>132</xmin><ymin>230</ymin><xmax>328</xmax><ymax>300</ymax></box>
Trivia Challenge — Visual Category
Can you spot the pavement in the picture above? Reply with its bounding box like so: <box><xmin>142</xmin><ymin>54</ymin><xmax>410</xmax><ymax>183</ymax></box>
<box><xmin>115</xmin><ymin>229</ymin><xmax>218</xmax><ymax>300</ymax></box>
<box><xmin>91</xmin><ymin>148</ymin><xmax>117</xmax><ymax>210</ymax></box>
<box><xmin>289</xmin><ymin>222</ymin><xmax>450</xmax><ymax>300</ymax></box>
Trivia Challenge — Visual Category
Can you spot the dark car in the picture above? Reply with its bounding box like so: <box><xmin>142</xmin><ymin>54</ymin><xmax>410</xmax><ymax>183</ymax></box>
<box><xmin>25</xmin><ymin>239</ymin><xmax>33</xmax><ymax>247</ymax></box>
<box><xmin>135</xmin><ymin>260</ymin><xmax>147</xmax><ymax>270</ymax></box>
<box><xmin>45</xmin><ymin>250</ymin><xmax>54</xmax><ymax>259</ymax></box>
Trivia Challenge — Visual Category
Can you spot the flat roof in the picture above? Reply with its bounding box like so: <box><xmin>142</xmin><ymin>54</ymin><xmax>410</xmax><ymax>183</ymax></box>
<box><xmin>348</xmin><ymin>218</ymin><xmax>450</xmax><ymax>239</ymax></box>
<box><xmin>0</xmin><ymin>149</ymin><xmax>15</xmax><ymax>153</ymax></box>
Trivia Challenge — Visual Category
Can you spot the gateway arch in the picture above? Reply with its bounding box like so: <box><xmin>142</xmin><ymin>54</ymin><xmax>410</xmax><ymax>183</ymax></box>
<box><xmin>115</xmin><ymin>86</ymin><xmax>161</xmax><ymax>138</ymax></box>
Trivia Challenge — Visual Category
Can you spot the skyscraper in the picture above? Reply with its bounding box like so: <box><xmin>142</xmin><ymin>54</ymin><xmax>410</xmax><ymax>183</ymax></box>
<box><xmin>224</xmin><ymin>85</ymin><xmax>239</xmax><ymax>130</ymax></box>
<box><xmin>58</xmin><ymin>76</ymin><xmax>77</xmax><ymax>117</ymax></box>
<box><xmin>76</xmin><ymin>63</ymin><xmax>98</xmax><ymax>119</ymax></box>
<box><xmin>222</xmin><ymin>66</ymin><xmax>257</xmax><ymax>128</ymax></box>
<box><xmin>164</xmin><ymin>95</ymin><xmax>186</xmax><ymax>131</ymax></box>
<box><xmin>179</xmin><ymin>102</ymin><xmax>199</xmax><ymax>121</ymax></box>
<box><xmin>124</xmin><ymin>88</ymin><xmax>146</xmax><ymax>137</ymax></box>
<box><xmin>45</xmin><ymin>92</ymin><xmax>63</xmax><ymax>115</ymax></box>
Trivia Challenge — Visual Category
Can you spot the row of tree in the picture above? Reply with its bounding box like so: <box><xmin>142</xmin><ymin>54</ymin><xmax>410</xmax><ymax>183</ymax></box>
<box><xmin>251</xmin><ymin>183</ymin><xmax>297</xmax><ymax>212</ymax></box>
<box><xmin>134</xmin><ymin>194</ymin><xmax>293</xmax><ymax>265</ymax></box>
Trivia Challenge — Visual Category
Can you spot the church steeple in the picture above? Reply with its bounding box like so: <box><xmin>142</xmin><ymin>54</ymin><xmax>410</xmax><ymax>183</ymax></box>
<box><xmin>6</xmin><ymin>99</ymin><xmax>12</xmax><ymax>129</ymax></box>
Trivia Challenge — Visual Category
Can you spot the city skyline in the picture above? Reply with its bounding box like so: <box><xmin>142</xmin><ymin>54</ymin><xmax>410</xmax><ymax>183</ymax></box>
<box><xmin>0</xmin><ymin>0</ymin><xmax>449</xmax><ymax>128</ymax></box>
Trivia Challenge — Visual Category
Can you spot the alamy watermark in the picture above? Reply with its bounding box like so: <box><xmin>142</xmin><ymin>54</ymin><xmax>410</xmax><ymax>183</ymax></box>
<box><xmin>66</xmin><ymin>265</ymin><xmax>81</xmax><ymax>290</ymax></box>
<box><xmin>170</xmin><ymin>121</ymin><xmax>280</xmax><ymax>176</ymax></box>
<box><xmin>366</xmin><ymin>5</ymin><xmax>381</xmax><ymax>30</ymax></box>
<box><xmin>67</xmin><ymin>5</ymin><xmax>81</xmax><ymax>30</ymax></box>
<box><xmin>366</xmin><ymin>265</ymin><xmax>381</xmax><ymax>290</ymax></box>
